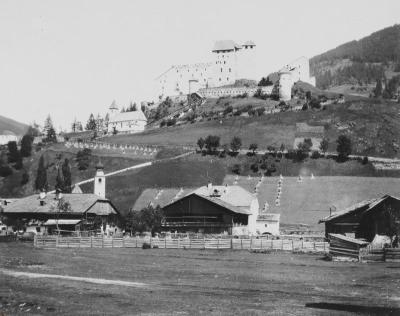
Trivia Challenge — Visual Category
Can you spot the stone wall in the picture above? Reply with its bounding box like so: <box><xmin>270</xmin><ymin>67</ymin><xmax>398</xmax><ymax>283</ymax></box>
<box><xmin>198</xmin><ymin>86</ymin><xmax>273</xmax><ymax>98</ymax></box>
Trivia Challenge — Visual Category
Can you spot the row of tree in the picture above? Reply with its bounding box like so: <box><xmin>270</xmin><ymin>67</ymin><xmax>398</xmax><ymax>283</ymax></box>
<box><xmin>35</xmin><ymin>155</ymin><xmax>72</xmax><ymax>193</ymax></box>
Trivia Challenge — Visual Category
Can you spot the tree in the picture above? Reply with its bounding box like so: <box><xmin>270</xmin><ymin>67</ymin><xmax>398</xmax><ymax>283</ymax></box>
<box><xmin>231</xmin><ymin>164</ymin><xmax>241</xmax><ymax>175</ymax></box>
<box><xmin>230</xmin><ymin>136</ymin><xmax>242</xmax><ymax>153</ymax></box>
<box><xmin>7</xmin><ymin>141</ymin><xmax>19</xmax><ymax>163</ymax></box>
<box><xmin>95</xmin><ymin>114</ymin><xmax>104</xmax><ymax>133</ymax></box>
<box><xmin>374</xmin><ymin>79</ymin><xmax>383</xmax><ymax>98</ymax></box>
<box><xmin>197</xmin><ymin>137</ymin><xmax>205</xmax><ymax>151</ymax></box>
<box><xmin>104</xmin><ymin>113</ymin><xmax>110</xmax><ymax>132</ymax></box>
<box><xmin>76</xmin><ymin>148</ymin><xmax>92</xmax><ymax>170</ymax></box>
<box><xmin>249</xmin><ymin>143</ymin><xmax>258</xmax><ymax>155</ymax></box>
<box><xmin>43</xmin><ymin>115</ymin><xmax>54</xmax><ymax>136</ymax></box>
<box><xmin>46</xmin><ymin>126</ymin><xmax>57</xmax><ymax>143</ymax></box>
<box><xmin>86</xmin><ymin>113</ymin><xmax>97</xmax><ymax>131</ymax></box>
<box><xmin>35</xmin><ymin>155</ymin><xmax>48</xmax><ymax>192</ymax></box>
<box><xmin>71</xmin><ymin>118</ymin><xmax>83</xmax><ymax>132</ymax></box>
<box><xmin>204</xmin><ymin>135</ymin><xmax>220</xmax><ymax>153</ymax></box>
<box><xmin>21</xmin><ymin>171</ymin><xmax>29</xmax><ymax>185</ymax></box>
<box><xmin>20</xmin><ymin>134</ymin><xmax>33</xmax><ymax>157</ymax></box>
<box><xmin>50</xmin><ymin>198</ymin><xmax>72</xmax><ymax>235</ymax></box>
<box><xmin>319</xmin><ymin>137</ymin><xmax>329</xmax><ymax>154</ymax></box>
<box><xmin>258</xmin><ymin>76</ymin><xmax>273</xmax><ymax>86</ymax></box>
<box><xmin>336</xmin><ymin>135</ymin><xmax>352</xmax><ymax>161</ymax></box>
<box><xmin>125</xmin><ymin>205</ymin><xmax>164</xmax><ymax>235</ymax></box>
<box><xmin>296</xmin><ymin>139</ymin><xmax>313</xmax><ymax>161</ymax></box>
<box><xmin>62</xmin><ymin>158</ymin><xmax>72</xmax><ymax>193</ymax></box>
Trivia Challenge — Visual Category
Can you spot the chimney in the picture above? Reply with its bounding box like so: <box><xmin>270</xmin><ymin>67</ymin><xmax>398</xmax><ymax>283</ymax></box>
<box><xmin>207</xmin><ymin>181</ymin><xmax>212</xmax><ymax>191</ymax></box>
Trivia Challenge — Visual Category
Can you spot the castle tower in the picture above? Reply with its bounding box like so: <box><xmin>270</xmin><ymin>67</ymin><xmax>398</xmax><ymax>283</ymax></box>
<box><xmin>109</xmin><ymin>100</ymin><xmax>119</xmax><ymax>116</ymax></box>
<box><xmin>212</xmin><ymin>40</ymin><xmax>241</xmax><ymax>86</ymax></box>
<box><xmin>278</xmin><ymin>70</ymin><xmax>292</xmax><ymax>101</ymax></box>
<box><xmin>94</xmin><ymin>162</ymin><xmax>106</xmax><ymax>198</ymax></box>
<box><xmin>237</xmin><ymin>40</ymin><xmax>257</xmax><ymax>81</ymax></box>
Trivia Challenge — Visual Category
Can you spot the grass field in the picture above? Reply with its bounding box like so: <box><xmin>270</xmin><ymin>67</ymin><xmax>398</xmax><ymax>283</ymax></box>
<box><xmin>0</xmin><ymin>242</ymin><xmax>399</xmax><ymax>315</ymax></box>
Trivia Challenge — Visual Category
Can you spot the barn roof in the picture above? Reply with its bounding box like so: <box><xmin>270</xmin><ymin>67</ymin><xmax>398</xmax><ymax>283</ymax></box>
<box><xmin>3</xmin><ymin>193</ymin><xmax>119</xmax><ymax>216</ymax></box>
<box><xmin>319</xmin><ymin>195</ymin><xmax>400</xmax><ymax>223</ymax></box>
<box><xmin>109</xmin><ymin>110</ymin><xmax>147</xmax><ymax>123</ymax></box>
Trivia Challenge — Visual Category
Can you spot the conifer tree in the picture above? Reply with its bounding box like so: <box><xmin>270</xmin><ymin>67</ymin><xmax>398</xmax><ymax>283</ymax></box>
<box><xmin>35</xmin><ymin>155</ymin><xmax>48</xmax><ymax>192</ymax></box>
<box><xmin>62</xmin><ymin>158</ymin><xmax>72</xmax><ymax>193</ymax></box>
<box><xmin>85</xmin><ymin>113</ymin><xmax>97</xmax><ymax>131</ymax></box>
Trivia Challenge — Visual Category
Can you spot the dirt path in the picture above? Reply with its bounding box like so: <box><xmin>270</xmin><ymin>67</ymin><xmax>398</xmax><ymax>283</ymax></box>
<box><xmin>0</xmin><ymin>268</ymin><xmax>150</xmax><ymax>288</ymax></box>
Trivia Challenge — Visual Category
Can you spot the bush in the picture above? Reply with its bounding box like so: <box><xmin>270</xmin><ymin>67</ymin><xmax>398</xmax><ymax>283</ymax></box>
<box><xmin>231</xmin><ymin>164</ymin><xmax>241</xmax><ymax>175</ymax></box>
<box><xmin>362</xmin><ymin>156</ymin><xmax>369</xmax><ymax>165</ymax></box>
<box><xmin>250</xmin><ymin>163</ymin><xmax>259</xmax><ymax>173</ymax></box>
<box><xmin>311</xmin><ymin>151</ymin><xmax>320</xmax><ymax>159</ymax></box>
<box><xmin>142</xmin><ymin>242</ymin><xmax>151</xmax><ymax>249</ymax></box>
<box><xmin>76</xmin><ymin>148</ymin><xmax>92</xmax><ymax>171</ymax></box>
<box><xmin>256</xmin><ymin>107</ymin><xmax>265</xmax><ymax>116</ymax></box>
<box><xmin>0</xmin><ymin>165</ymin><xmax>13</xmax><ymax>177</ymax></box>
<box><xmin>21</xmin><ymin>172</ymin><xmax>29</xmax><ymax>185</ymax></box>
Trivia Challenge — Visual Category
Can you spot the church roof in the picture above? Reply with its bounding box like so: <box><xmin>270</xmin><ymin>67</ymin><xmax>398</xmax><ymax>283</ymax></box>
<box><xmin>3</xmin><ymin>193</ymin><xmax>119</xmax><ymax>216</ymax></box>
<box><xmin>109</xmin><ymin>110</ymin><xmax>147</xmax><ymax>123</ymax></box>
<box><xmin>109</xmin><ymin>100</ymin><xmax>119</xmax><ymax>110</ymax></box>
<box><xmin>212</xmin><ymin>40</ymin><xmax>242</xmax><ymax>52</ymax></box>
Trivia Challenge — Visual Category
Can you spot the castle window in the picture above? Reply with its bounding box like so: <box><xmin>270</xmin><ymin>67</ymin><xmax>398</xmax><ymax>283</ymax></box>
<box><xmin>221</xmin><ymin>68</ymin><xmax>222</xmax><ymax>73</ymax></box>
<box><xmin>229</xmin><ymin>68</ymin><xmax>231</xmax><ymax>72</ymax></box>
<box><xmin>219</xmin><ymin>78</ymin><xmax>221</xmax><ymax>81</ymax></box>
<box><xmin>224</xmin><ymin>61</ymin><xmax>226</xmax><ymax>64</ymax></box>
<box><xmin>227</xmin><ymin>77</ymin><xmax>229</xmax><ymax>81</ymax></box>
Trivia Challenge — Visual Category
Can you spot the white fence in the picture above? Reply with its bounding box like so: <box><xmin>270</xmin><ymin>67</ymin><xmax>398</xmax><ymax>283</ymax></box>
<box><xmin>34</xmin><ymin>236</ymin><xmax>328</xmax><ymax>253</ymax></box>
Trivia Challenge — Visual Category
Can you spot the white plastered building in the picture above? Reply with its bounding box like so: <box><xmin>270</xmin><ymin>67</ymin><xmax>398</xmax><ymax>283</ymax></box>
<box><xmin>107</xmin><ymin>101</ymin><xmax>147</xmax><ymax>134</ymax></box>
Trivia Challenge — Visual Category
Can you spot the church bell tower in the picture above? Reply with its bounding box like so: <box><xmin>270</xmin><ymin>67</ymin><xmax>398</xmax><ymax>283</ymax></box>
<box><xmin>94</xmin><ymin>162</ymin><xmax>106</xmax><ymax>198</ymax></box>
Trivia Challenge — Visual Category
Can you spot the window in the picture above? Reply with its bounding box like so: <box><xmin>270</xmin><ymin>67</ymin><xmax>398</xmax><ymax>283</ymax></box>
<box><xmin>98</xmin><ymin>178</ymin><xmax>102</xmax><ymax>183</ymax></box>
<box><xmin>224</xmin><ymin>61</ymin><xmax>226</xmax><ymax>64</ymax></box>
<box><xmin>221</xmin><ymin>68</ymin><xmax>223</xmax><ymax>73</ymax></box>
<box><xmin>219</xmin><ymin>78</ymin><xmax>221</xmax><ymax>81</ymax></box>
<box><xmin>229</xmin><ymin>68</ymin><xmax>231</xmax><ymax>72</ymax></box>
<box><xmin>227</xmin><ymin>77</ymin><xmax>229</xmax><ymax>81</ymax></box>
<box><xmin>36</xmin><ymin>227</ymin><xmax>41</xmax><ymax>233</ymax></box>
<box><xmin>264</xmin><ymin>224</ymin><xmax>268</xmax><ymax>228</ymax></box>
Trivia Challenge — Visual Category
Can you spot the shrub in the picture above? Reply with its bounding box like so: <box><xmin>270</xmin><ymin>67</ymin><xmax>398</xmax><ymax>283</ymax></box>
<box><xmin>256</xmin><ymin>107</ymin><xmax>265</xmax><ymax>116</ymax></box>
<box><xmin>223</xmin><ymin>105</ymin><xmax>233</xmax><ymax>115</ymax></box>
<box><xmin>21</xmin><ymin>172</ymin><xmax>29</xmax><ymax>185</ymax></box>
<box><xmin>0</xmin><ymin>165</ymin><xmax>13</xmax><ymax>177</ymax></box>
<box><xmin>142</xmin><ymin>242</ymin><xmax>151</xmax><ymax>249</ymax></box>
<box><xmin>231</xmin><ymin>164</ymin><xmax>241</xmax><ymax>175</ymax></box>
<box><xmin>362</xmin><ymin>156</ymin><xmax>369</xmax><ymax>165</ymax></box>
<box><xmin>250</xmin><ymin>163</ymin><xmax>259</xmax><ymax>173</ymax></box>
<box><xmin>311</xmin><ymin>151</ymin><xmax>320</xmax><ymax>159</ymax></box>
<box><xmin>76</xmin><ymin>148</ymin><xmax>92</xmax><ymax>171</ymax></box>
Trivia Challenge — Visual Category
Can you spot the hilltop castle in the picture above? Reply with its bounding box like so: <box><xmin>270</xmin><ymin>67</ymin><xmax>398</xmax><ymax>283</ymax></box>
<box><xmin>156</xmin><ymin>40</ymin><xmax>258</xmax><ymax>99</ymax></box>
<box><xmin>156</xmin><ymin>41</ymin><xmax>316</xmax><ymax>101</ymax></box>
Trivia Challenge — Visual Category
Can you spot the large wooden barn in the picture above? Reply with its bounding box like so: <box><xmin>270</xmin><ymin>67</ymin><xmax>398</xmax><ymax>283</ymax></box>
<box><xmin>161</xmin><ymin>183</ymin><xmax>279</xmax><ymax>235</ymax></box>
<box><xmin>319</xmin><ymin>194</ymin><xmax>400</xmax><ymax>241</ymax></box>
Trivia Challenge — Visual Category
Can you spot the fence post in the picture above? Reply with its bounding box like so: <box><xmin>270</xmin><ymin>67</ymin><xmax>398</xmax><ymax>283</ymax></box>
<box><xmin>292</xmin><ymin>239</ymin><xmax>294</xmax><ymax>251</ymax></box>
<box><xmin>241</xmin><ymin>238</ymin><xmax>243</xmax><ymax>250</ymax></box>
<box><xmin>217</xmin><ymin>238</ymin><xmax>219</xmax><ymax>250</ymax></box>
<box><xmin>165</xmin><ymin>238</ymin><xmax>167</xmax><ymax>249</ymax></box>
<box><xmin>122</xmin><ymin>237</ymin><xmax>125</xmax><ymax>248</ymax></box>
<box><xmin>34</xmin><ymin>235</ymin><xmax>37</xmax><ymax>247</ymax></box>
<box><xmin>250</xmin><ymin>237</ymin><xmax>252</xmax><ymax>250</ymax></box>
<box><xmin>111</xmin><ymin>236</ymin><xmax>114</xmax><ymax>248</ymax></box>
<box><xmin>90</xmin><ymin>236</ymin><xmax>93</xmax><ymax>248</ymax></box>
<box><xmin>189</xmin><ymin>238</ymin><xmax>191</xmax><ymax>249</ymax></box>
<box><xmin>261</xmin><ymin>238</ymin><xmax>263</xmax><ymax>249</ymax></box>
<box><xmin>204</xmin><ymin>237</ymin><xmax>206</xmax><ymax>250</ymax></box>
<box><xmin>281</xmin><ymin>239</ymin><xmax>284</xmax><ymax>251</ymax></box>
<box><xmin>150</xmin><ymin>237</ymin><xmax>152</xmax><ymax>248</ymax></box>
<box><xmin>231</xmin><ymin>238</ymin><xmax>233</xmax><ymax>250</ymax></box>
<box><xmin>79</xmin><ymin>236</ymin><xmax>81</xmax><ymax>249</ymax></box>
<box><xmin>136</xmin><ymin>237</ymin><xmax>138</xmax><ymax>248</ymax></box>
<box><xmin>102</xmin><ymin>235</ymin><xmax>104</xmax><ymax>248</ymax></box>
<box><xmin>56</xmin><ymin>236</ymin><xmax>59</xmax><ymax>248</ymax></box>
<box><xmin>178</xmin><ymin>238</ymin><xmax>180</xmax><ymax>249</ymax></box>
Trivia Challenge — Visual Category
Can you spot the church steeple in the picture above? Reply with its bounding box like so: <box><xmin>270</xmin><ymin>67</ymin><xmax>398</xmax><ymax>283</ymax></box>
<box><xmin>109</xmin><ymin>100</ymin><xmax>119</xmax><ymax>116</ymax></box>
<box><xmin>94</xmin><ymin>162</ymin><xmax>106</xmax><ymax>198</ymax></box>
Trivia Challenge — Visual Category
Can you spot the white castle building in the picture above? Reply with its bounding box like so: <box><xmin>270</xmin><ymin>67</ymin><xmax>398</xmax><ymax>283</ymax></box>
<box><xmin>107</xmin><ymin>100</ymin><xmax>147</xmax><ymax>134</ymax></box>
<box><xmin>156</xmin><ymin>40</ymin><xmax>258</xmax><ymax>99</ymax></box>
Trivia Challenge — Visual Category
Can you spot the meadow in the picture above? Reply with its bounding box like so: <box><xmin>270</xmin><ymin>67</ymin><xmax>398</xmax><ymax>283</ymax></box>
<box><xmin>0</xmin><ymin>242</ymin><xmax>399</xmax><ymax>315</ymax></box>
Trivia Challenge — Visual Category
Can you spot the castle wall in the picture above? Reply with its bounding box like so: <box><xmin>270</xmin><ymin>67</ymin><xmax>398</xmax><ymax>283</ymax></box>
<box><xmin>199</xmin><ymin>86</ymin><xmax>272</xmax><ymax>98</ymax></box>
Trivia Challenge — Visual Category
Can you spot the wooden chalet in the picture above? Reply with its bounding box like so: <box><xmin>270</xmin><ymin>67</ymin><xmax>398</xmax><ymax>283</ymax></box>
<box><xmin>319</xmin><ymin>195</ymin><xmax>400</xmax><ymax>242</ymax></box>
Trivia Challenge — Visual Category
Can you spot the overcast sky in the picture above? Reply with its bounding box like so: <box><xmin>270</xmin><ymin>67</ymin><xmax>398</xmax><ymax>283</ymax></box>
<box><xmin>0</xmin><ymin>0</ymin><xmax>399</xmax><ymax>130</ymax></box>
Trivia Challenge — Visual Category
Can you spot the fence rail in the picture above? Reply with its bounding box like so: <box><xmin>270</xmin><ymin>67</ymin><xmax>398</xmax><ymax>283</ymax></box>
<box><xmin>34</xmin><ymin>236</ymin><xmax>329</xmax><ymax>253</ymax></box>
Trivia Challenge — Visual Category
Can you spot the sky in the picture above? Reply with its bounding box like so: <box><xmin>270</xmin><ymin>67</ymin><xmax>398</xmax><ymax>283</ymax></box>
<box><xmin>0</xmin><ymin>0</ymin><xmax>399</xmax><ymax>131</ymax></box>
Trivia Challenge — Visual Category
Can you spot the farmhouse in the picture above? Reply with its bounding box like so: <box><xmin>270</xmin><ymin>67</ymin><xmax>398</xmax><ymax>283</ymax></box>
<box><xmin>319</xmin><ymin>194</ymin><xmax>400</xmax><ymax>242</ymax></box>
<box><xmin>107</xmin><ymin>100</ymin><xmax>147</xmax><ymax>134</ymax></box>
<box><xmin>1</xmin><ymin>164</ymin><xmax>122</xmax><ymax>236</ymax></box>
<box><xmin>161</xmin><ymin>183</ymin><xmax>280</xmax><ymax>235</ymax></box>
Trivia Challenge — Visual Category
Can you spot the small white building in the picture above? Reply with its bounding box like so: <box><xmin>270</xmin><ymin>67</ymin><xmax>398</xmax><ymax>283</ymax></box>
<box><xmin>107</xmin><ymin>100</ymin><xmax>147</xmax><ymax>134</ymax></box>
<box><xmin>0</xmin><ymin>131</ymin><xmax>19</xmax><ymax>146</ymax></box>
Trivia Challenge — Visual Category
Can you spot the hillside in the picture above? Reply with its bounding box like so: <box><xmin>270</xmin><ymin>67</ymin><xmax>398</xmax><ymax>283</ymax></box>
<box><xmin>310</xmin><ymin>24</ymin><xmax>400</xmax><ymax>91</ymax></box>
<box><xmin>104</xmin><ymin>97</ymin><xmax>400</xmax><ymax>159</ymax></box>
<box><xmin>0</xmin><ymin>115</ymin><xmax>28</xmax><ymax>135</ymax></box>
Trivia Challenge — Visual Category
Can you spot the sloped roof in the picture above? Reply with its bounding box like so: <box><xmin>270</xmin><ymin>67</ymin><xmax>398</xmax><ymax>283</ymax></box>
<box><xmin>109</xmin><ymin>100</ymin><xmax>118</xmax><ymax>110</ymax></box>
<box><xmin>212</xmin><ymin>40</ymin><xmax>241</xmax><ymax>52</ymax></box>
<box><xmin>319</xmin><ymin>195</ymin><xmax>400</xmax><ymax>223</ymax></box>
<box><xmin>192</xmin><ymin>185</ymin><xmax>255</xmax><ymax>208</ymax></box>
<box><xmin>163</xmin><ymin>185</ymin><xmax>256</xmax><ymax>216</ymax></box>
<box><xmin>1</xmin><ymin>130</ymin><xmax>16</xmax><ymax>136</ymax></box>
<box><xmin>3</xmin><ymin>193</ymin><xmax>118</xmax><ymax>216</ymax></box>
<box><xmin>109</xmin><ymin>110</ymin><xmax>147</xmax><ymax>123</ymax></box>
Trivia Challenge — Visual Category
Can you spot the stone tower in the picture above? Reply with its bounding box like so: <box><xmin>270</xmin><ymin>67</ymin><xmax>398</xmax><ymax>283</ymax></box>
<box><xmin>94</xmin><ymin>162</ymin><xmax>106</xmax><ymax>198</ymax></box>
<box><xmin>109</xmin><ymin>100</ymin><xmax>119</xmax><ymax>116</ymax></box>
<box><xmin>278</xmin><ymin>70</ymin><xmax>292</xmax><ymax>101</ymax></box>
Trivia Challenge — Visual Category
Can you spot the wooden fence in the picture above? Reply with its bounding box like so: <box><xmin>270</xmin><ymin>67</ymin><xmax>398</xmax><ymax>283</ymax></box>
<box><xmin>34</xmin><ymin>236</ymin><xmax>329</xmax><ymax>253</ymax></box>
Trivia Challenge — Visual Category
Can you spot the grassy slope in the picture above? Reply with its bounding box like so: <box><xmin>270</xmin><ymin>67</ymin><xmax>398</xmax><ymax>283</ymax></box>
<box><xmin>0</xmin><ymin>115</ymin><xmax>28</xmax><ymax>135</ymax></box>
<box><xmin>102</xmin><ymin>97</ymin><xmax>400</xmax><ymax>158</ymax></box>
<box><xmin>0</xmin><ymin>146</ymin><xmax>150</xmax><ymax>198</ymax></box>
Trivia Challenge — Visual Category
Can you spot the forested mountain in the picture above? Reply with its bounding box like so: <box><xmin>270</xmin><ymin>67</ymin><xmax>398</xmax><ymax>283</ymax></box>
<box><xmin>0</xmin><ymin>115</ymin><xmax>28</xmax><ymax>135</ymax></box>
<box><xmin>311</xmin><ymin>24</ymin><xmax>400</xmax><ymax>90</ymax></box>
